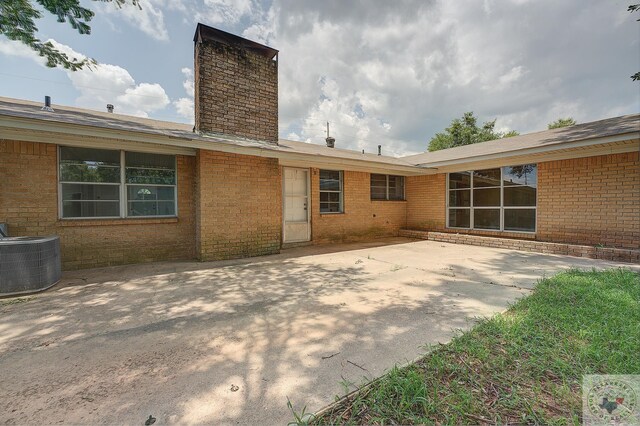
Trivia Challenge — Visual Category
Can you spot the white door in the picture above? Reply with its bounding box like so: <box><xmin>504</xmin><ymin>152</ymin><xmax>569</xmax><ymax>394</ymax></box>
<box><xmin>283</xmin><ymin>167</ymin><xmax>310</xmax><ymax>243</ymax></box>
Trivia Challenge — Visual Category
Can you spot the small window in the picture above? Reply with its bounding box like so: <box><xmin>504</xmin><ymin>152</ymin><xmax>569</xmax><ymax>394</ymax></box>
<box><xmin>370</xmin><ymin>174</ymin><xmax>405</xmax><ymax>201</ymax></box>
<box><xmin>319</xmin><ymin>170</ymin><xmax>343</xmax><ymax>213</ymax></box>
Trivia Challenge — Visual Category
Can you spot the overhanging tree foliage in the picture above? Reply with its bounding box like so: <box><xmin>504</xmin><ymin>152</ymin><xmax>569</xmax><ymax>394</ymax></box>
<box><xmin>427</xmin><ymin>112</ymin><xmax>519</xmax><ymax>152</ymax></box>
<box><xmin>0</xmin><ymin>0</ymin><xmax>138</xmax><ymax>70</ymax></box>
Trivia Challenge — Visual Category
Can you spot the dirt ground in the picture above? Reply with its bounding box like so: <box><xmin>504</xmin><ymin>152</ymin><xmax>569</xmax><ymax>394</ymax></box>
<box><xmin>1</xmin><ymin>238</ymin><xmax>635</xmax><ymax>425</ymax></box>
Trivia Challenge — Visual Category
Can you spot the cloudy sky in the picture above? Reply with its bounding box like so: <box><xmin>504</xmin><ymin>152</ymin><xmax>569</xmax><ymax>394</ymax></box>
<box><xmin>1</xmin><ymin>0</ymin><xmax>638</xmax><ymax>155</ymax></box>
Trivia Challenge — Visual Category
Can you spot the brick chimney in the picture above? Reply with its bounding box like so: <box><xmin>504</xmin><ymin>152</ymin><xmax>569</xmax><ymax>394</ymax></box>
<box><xmin>193</xmin><ymin>23</ymin><xmax>279</xmax><ymax>143</ymax></box>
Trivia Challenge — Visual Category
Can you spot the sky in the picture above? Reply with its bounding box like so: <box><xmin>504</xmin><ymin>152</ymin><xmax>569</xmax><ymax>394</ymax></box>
<box><xmin>0</xmin><ymin>0</ymin><xmax>638</xmax><ymax>156</ymax></box>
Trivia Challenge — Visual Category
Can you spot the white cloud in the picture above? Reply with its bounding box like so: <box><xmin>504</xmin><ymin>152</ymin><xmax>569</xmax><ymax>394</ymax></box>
<box><xmin>116</xmin><ymin>83</ymin><xmax>170</xmax><ymax>116</ymax></box>
<box><xmin>195</xmin><ymin>0</ymin><xmax>256</xmax><ymax>25</ymax></box>
<box><xmin>294</xmin><ymin>77</ymin><xmax>411</xmax><ymax>155</ymax></box>
<box><xmin>172</xmin><ymin>67</ymin><xmax>194</xmax><ymax>122</ymax></box>
<box><xmin>47</xmin><ymin>40</ymin><xmax>170</xmax><ymax>116</ymax></box>
<box><xmin>174</xmin><ymin>97</ymin><xmax>194</xmax><ymax>121</ymax></box>
<box><xmin>181</xmin><ymin>67</ymin><xmax>195</xmax><ymax>97</ymax></box>
<box><xmin>498</xmin><ymin>66</ymin><xmax>525</xmax><ymax>88</ymax></box>
<box><xmin>1</xmin><ymin>38</ymin><xmax>171</xmax><ymax>117</ymax></box>
<box><xmin>100</xmin><ymin>0</ymin><xmax>169</xmax><ymax>41</ymax></box>
<box><xmin>2</xmin><ymin>0</ymin><xmax>638</xmax><ymax>151</ymax></box>
<box><xmin>0</xmin><ymin>39</ymin><xmax>46</xmax><ymax>61</ymax></box>
<box><xmin>256</xmin><ymin>0</ymin><xmax>639</xmax><ymax>154</ymax></box>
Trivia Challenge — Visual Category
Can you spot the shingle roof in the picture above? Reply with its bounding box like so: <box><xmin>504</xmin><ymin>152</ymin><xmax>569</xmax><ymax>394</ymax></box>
<box><xmin>403</xmin><ymin>113</ymin><xmax>640</xmax><ymax>166</ymax></box>
<box><xmin>1</xmin><ymin>96</ymin><xmax>637</xmax><ymax>170</ymax></box>
<box><xmin>276</xmin><ymin>139</ymin><xmax>415</xmax><ymax>167</ymax></box>
<box><xmin>0</xmin><ymin>96</ymin><xmax>413</xmax><ymax>167</ymax></box>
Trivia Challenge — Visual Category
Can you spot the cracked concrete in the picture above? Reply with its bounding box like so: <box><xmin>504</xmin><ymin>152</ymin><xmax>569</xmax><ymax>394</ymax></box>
<box><xmin>0</xmin><ymin>237</ymin><xmax>636</xmax><ymax>425</ymax></box>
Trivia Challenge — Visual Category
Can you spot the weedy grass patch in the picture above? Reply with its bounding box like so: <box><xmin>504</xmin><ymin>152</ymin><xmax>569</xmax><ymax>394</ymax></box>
<box><xmin>313</xmin><ymin>268</ymin><xmax>639</xmax><ymax>425</ymax></box>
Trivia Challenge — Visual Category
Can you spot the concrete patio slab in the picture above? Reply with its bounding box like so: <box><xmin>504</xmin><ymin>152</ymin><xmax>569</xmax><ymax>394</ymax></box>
<box><xmin>0</xmin><ymin>238</ymin><xmax>636</xmax><ymax>425</ymax></box>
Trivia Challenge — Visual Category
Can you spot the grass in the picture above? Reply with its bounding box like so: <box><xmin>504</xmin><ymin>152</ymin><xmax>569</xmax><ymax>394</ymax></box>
<box><xmin>0</xmin><ymin>296</ymin><xmax>35</xmax><ymax>306</ymax></box>
<box><xmin>314</xmin><ymin>268</ymin><xmax>640</xmax><ymax>425</ymax></box>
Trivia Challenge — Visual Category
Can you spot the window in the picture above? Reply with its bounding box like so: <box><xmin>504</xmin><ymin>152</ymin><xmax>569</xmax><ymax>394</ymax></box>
<box><xmin>319</xmin><ymin>170</ymin><xmax>343</xmax><ymax>213</ymax></box>
<box><xmin>125</xmin><ymin>152</ymin><xmax>176</xmax><ymax>217</ymax></box>
<box><xmin>447</xmin><ymin>164</ymin><xmax>537</xmax><ymax>232</ymax></box>
<box><xmin>59</xmin><ymin>147</ymin><xmax>177</xmax><ymax>218</ymax></box>
<box><xmin>59</xmin><ymin>147</ymin><xmax>121</xmax><ymax>218</ymax></box>
<box><xmin>370</xmin><ymin>174</ymin><xmax>405</xmax><ymax>200</ymax></box>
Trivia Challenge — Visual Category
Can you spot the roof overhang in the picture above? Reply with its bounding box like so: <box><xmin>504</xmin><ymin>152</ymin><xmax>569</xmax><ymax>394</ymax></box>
<box><xmin>0</xmin><ymin>114</ymin><xmax>426</xmax><ymax>176</ymax></box>
<box><xmin>2</xmin><ymin>111</ymin><xmax>636</xmax><ymax>176</ymax></box>
<box><xmin>415</xmin><ymin>132</ymin><xmax>640</xmax><ymax>173</ymax></box>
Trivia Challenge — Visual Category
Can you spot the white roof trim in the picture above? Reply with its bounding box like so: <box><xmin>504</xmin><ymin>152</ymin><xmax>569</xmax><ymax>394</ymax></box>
<box><xmin>0</xmin><ymin>116</ymin><xmax>424</xmax><ymax>175</ymax></box>
<box><xmin>415</xmin><ymin>132</ymin><xmax>640</xmax><ymax>169</ymax></box>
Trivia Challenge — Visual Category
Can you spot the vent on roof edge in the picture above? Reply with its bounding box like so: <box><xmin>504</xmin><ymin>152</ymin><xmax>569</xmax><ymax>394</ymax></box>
<box><xmin>41</xmin><ymin>95</ymin><xmax>54</xmax><ymax>112</ymax></box>
<box><xmin>325</xmin><ymin>136</ymin><xmax>335</xmax><ymax>148</ymax></box>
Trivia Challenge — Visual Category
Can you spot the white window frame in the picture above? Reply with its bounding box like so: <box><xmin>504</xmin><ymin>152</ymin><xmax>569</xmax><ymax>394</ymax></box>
<box><xmin>319</xmin><ymin>169</ymin><xmax>344</xmax><ymax>214</ymax></box>
<box><xmin>370</xmin><ymin>174</ymin><xmax>405</xmax><ymax>201</ymax></box>
<box><xmin>446</xmin><ymin>166</ymin><xmax>537</xmax><ymax>233</ymax></box>
<box><xmin>58</xmin><ymin>146</ymin><xmax>178</xmax><ymax>219</ymax></box>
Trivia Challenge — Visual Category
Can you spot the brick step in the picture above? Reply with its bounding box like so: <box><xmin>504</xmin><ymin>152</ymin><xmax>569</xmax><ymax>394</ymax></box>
<box><xmin>399</xmin><ymin>229</ymin><xmax>640</xmax><ymax>264</ymax></box>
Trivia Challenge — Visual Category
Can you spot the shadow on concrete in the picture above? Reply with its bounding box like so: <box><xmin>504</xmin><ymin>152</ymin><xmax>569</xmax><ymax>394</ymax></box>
<box><xmin>0</xmin><ymin>238</ymin><xmax>636</xmax><ymax>424</ymax></box>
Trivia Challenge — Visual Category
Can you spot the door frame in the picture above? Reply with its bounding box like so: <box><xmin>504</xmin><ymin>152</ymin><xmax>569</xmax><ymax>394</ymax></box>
<box><xmin>282</xmin><ymin>167</ymin><xmax>311</xmax><ymax>243</ymax></box>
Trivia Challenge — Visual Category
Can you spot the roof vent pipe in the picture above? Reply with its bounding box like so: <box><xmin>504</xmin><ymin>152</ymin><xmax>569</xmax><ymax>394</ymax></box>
<box><xmin>325</xmin><ymin>136</ymin><xmax>335</xmax><ymax>148</ymax></box>
<box><xmin>325</xmin><ymin>121</ymin><xmax>335</xmax><ymax>148</ymax></box>
<box><xmin>41</xmin><ymin>96</ymin><xmax>54</xmax><ymax>112</ymax></box>
<box><xmin>106</xmin><ymin>104</ymin><xmax>114</xmax><ymax>113</ymax></box>
<box><xmin>377</xmin><ymin>145</ymin><xmax>382</xmax><ymax>156</ymax></box>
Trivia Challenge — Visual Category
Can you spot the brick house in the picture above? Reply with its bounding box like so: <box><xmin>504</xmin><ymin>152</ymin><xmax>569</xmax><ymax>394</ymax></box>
<box><xmin>1</xmin><ymin>24</ymin><xmax>638</xmax><ymax>270</ymax></box>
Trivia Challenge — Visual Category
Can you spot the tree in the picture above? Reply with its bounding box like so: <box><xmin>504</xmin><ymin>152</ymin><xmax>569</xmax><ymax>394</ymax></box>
<box><xmin>630</xmin><ymin>4</ymin><xmax>640</xmax><ymax>81</ymax></box>
<box><xmin>0</xmin><ymin>0</ymin><xmax>138</xmax><ymax>70</ymax></box>
<box><xmin>547</xmin><ymin>117</ymin><xmax>576</xmax><ymax>129</ymax></box>
<box><xmin>427</xmin><ymin>112</ymin><xmax>519</xmax><ymax>152</ymax></box>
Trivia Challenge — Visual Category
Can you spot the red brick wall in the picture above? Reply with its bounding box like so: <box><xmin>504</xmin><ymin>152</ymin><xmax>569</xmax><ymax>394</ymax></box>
<box><xmin>0</xmin><ymin>140</ymin><xmax>197</xmax><ymax>270</ymax></box>
<box><xmin>310</xmin><ymin>168</ymin><xmax>407</xmax><ymax>243</ymax></box>
<box><xmin>196</xmin><ymin>150</ymin><xmax>282</xmax><ymax>260</ymax></box>
<box><xmin>537</xmin><ymin>151</ymin><xmax>640</xmax><ymax>249</ymax></box>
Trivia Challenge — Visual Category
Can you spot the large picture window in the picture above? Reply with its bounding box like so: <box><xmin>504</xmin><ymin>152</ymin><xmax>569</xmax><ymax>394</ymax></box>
<box><xmin>59</xmin><ymin>147</ymin><xmax>176</xmax><ymax>219</ymax></box>
<box><xmin>370</xmin><ymin>174</ymin><xmax>405</xmax><ymax>201</ymax></box>
<box><xmin>319</xmin><ymin>170</ymin><xmax>343</xmax><ymax>213</ymax></box>
<box><xmin>447</xmin><ymin>164</ymin><xmax>537</xmax><ymax>232</ymax></box>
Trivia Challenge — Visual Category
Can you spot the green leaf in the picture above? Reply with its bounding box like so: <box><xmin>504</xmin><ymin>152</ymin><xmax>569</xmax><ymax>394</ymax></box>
<box><xmin>427</xmin><ymin>112</ymin><xmax>515</xmax><ymax>152</ymax></box>
<box><xmin>0</xmin><ymin>0</ymin><xmax>138</xmax><ymax>70</ymax></box>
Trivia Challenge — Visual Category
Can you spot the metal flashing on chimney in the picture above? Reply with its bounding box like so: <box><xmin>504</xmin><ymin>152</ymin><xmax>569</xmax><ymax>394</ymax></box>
<box><xmin>193</xmin><ymin>23</ymin><xmax>278</xmax><ymax>61</ymax></box>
